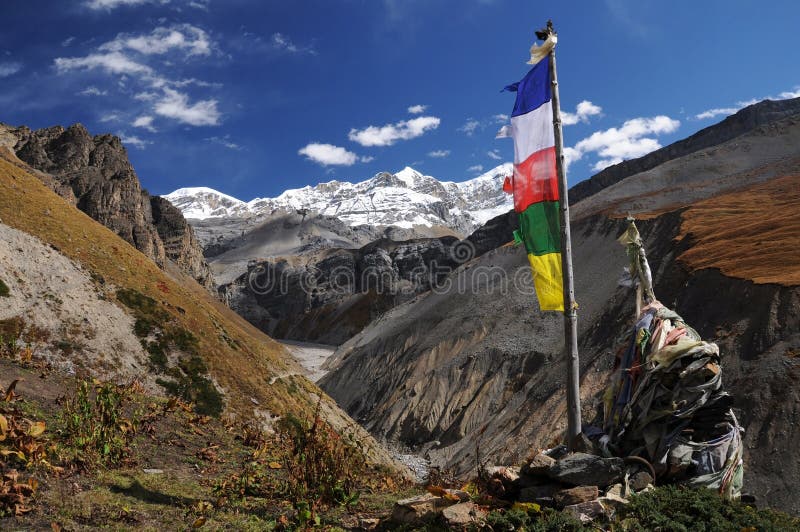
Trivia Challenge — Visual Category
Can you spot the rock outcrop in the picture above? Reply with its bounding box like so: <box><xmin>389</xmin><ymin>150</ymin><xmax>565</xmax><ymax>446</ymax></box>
<box><xmin>150</xmin><ymin>196</ymin><xmax>213</xmax><ymax>288</ymax></box>
<box><xmin>3</xmin><ymin>122</ymin><xmax>213</xmax><ymax>289</ymax></box>
<box><xmin>220</xmin><ymin>236</ymin><xmax>471</xmax><ymax>345</ymax></box>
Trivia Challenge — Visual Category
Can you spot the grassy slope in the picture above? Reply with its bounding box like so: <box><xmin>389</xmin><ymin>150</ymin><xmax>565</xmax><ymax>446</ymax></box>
<box><xmin>677</xmin><ymin>174</ymin><xmax>800</xmax><ymax>285</ymax></box>
<box><xmin>0</xmin><ymin>150</ymin><xmax>342</xmax><ymax>431</ymax></box>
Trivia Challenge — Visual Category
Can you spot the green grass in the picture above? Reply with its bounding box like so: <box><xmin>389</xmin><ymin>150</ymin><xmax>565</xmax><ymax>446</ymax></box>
<box><xmin>0</xmin><ymin>277</ymin><xmax>9</xmax><ymax>297</ymax></box>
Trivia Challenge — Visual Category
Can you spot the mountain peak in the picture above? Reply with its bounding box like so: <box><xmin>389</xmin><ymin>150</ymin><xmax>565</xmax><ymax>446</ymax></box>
<box><xmin>166</xmin><ymin>164</ymin><xmax>514</xmax><ymax>232</ymax></box>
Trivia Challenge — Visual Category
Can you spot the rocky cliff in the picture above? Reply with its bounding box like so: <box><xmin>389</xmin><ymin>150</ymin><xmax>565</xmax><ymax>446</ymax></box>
<box><xmin>150</xmin><ymin>196</ymin><xmax>214</xmax><ymax>288</ymax></box>
<box><xmin>221</xmin><ymin>235</ymin><xmax>473</xmax><ymax>345</ymax></box>
<box><xmin>3</xmin><ymin>122</ymin><xmax>213</xmax><ymax>289</ymax></box>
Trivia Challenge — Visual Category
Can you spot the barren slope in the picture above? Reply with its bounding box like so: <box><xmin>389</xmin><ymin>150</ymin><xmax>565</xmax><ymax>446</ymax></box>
<box><xmin>0</xmin><ymin>149</ymin><xmax>404</xmax><ymax>470</ymax></box>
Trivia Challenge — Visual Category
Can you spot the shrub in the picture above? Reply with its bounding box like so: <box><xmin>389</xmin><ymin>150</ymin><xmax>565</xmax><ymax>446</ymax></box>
<box><xmin>0</xmin><ymin>317</ymin><xmax>25</xmax><ymax>357</ymax></box>
<box><xmin>483</xmin><ymin>507</ymin><xmax>584</xmax><ymax>532</ymax></box>
<box><xmin>0</xmin><ymin>278</ymin><xmax>9</xmax><ymax>297</ymax></box>
<box><xmin>276</xmin><ymin>402</ymin><xmax>366</xmax><ymax>522</ymax></box>
<box><xmin>115</xmin><ymin>289</ymin><xmax>220</xmax><ymax>415</ymax></box>
<box><xmin>156</xmin><ymin>354</ymin><xmax>223</xmax><ymax>417</ymax></box>
<box><xmin>617</xmin><ymin>485</ymin><xmax>800</xmax><ymax>531</ymax></box>
<box><xmin>59</xmin><ymin>379</ymin><xmax>137</xmax><ymax>466</ymax></box>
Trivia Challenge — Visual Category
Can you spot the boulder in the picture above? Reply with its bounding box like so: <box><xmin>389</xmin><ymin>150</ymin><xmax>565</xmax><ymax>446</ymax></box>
<box><xmin>391</xmin><ymin>494</ymin><xmax>452</xmax><ymax>525</ymax></box>
<box><xmin>441</xmin><ymin>502</ymin><xmax>486</xmax><ymax>527</ymax></box>
<box><xmin>521</xmin><ymin>452</ymin><xmax>556</xmax><ymax>478</ymax></box>
<box><xmin>547</xmin><ymin>452</ymin><xmax>624</xmax><ymax>487</ymax></box>
<box><xmin>486</xmin><ymin>466</ymin><xmax>520</xmax><ymax>498</ymax></box>
<box><xmin>518</xmin><ymin>483</ymin><xmax>559</xmax><ymax>504</ymax></box>
<box><xmin>553</xmin><ymin>486</ymin><xmax>599</xmax><ymax>507</ymax></box>
<box><xmin>563</xmin><ymin>500</ymin><xmax>606</xmax><ymax>523</ymax></box>
<box><xmin>629</xmin><ymin>470</ymin><xmax>654</xmax><ymax>491</ymax></box>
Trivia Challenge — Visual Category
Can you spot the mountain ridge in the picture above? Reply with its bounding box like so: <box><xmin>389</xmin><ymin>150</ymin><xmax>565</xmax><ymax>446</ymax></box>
<box><xmin>165</xmin><ymin>163</ymin><xmax>515</xmax><ymax>234</ymax></box>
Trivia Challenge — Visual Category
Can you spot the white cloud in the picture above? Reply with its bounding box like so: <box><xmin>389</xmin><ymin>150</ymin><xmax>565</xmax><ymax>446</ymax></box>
<box><xmin>493</xmin><ymin>113</ymin><xmax>509</xmax><ymax>124</ymax></box>
<box><xmin>695</xmin><ymin>107</ymin><xmax>739</xmax><ymax>120</ymax></box>
<box><xmin>154</xmin><ymin>88</ymin><xmax>220</xmax><ymax>126</ymax></box>
<box><xmin>132</xmin><ymin>115</ymin><xmax>157</xmax><ymax>132</ymax></box>
<box><xmin>99</xmin><ymin>112</ymin><xmax>121</xmax><ymax>123</ymax></box>
<box><xmin>134</xmin><ymin>91</ymin><xmax>158</xmax><ymax>101</ymax></box>
<box><xmin>299</xmin><ymin>143</ymin><xmax>358</xmax><ymax>166</ymax></box>
<box><xmin>119</xmin><ymin>133</ymin><xmax>150</xmax><ymax>149</ymax></box>
<box><xmin>0</xmin><ymin>62</ymin><xmax>23</xmax><ymax>78</ymax></box>
<box><xmin>79</xmin><ymin>86</ymin><xmax>108</xmax><ymax>96</ymax></box>
<box><xmin>428</xmin><ymin>149</ymin><xmax>450</xmax><ymax>158</ymax></box>
<box><xmin>561</xmin><ymin>100</ymin><xmax>602</xmax><ymax>125</ymax></box>
<box><xmin>562</xmin><ymin>146</ymin><xmax>581</xmax><ymax>173</ymax></box>
<box><xmin>271</xmin><ymin>33</ymin><xmax>316</xmax><ymax>55</ymax></box>
<box><xmin>360</xmin><ymin>155</ymin><xmax>375</xmax><ymax>163</ymax></box>
<box><xmin>61</xmin><ymin>37</ymin><xmax>76</xmax><ymax>47</ymax></box>
<box><xmin>349</xmin><ymin>115</ymin><xmax>440</xmax><ymax>147</ymax></box>
<box><xmin>55</xmin><ymin>24</ymin><xmax>223</xmax><ymax>129</ymax></box>
<box><xmin>778</xmin><ymin>88</ymin><xmax>800</xmax><ymax>99</ymax></box>
<box><xmin>458</xmin><ymin>118</ymin><xmax>480</xmax><ymax>136</ymax></box>
<box><xmin>55</xmin><ymin>51</ymin><xmax>153</xmax><ymax>77</ymax></box>
<box><xmin>408</xmin><ymin>104</ymin><xmax>427</xmax><ymax>114</ymax></box>
<box><xmin>85</xmin><ymin>0</ymin><xmax>159</xmax><ymax>9</ymax></box>
<box><xmin>696</xmin><ymin>86</ymin><xmax>800</xmax><ymax>120</ymax></box>
<box><xmin>487</xmin><ymin>149</ymin><xmax>502</xmax><ymax>160</ymax></box>
<box><xmin>468</xmin><ymin>165</ymin><xmax>484</xmax><ymax>173</ymax></box>
<box><xmin>101</xmin><ymin>24</ymin><xmax>211</xmax><ymax>57</ymax></box>
<box><xmin>569</xmin><ymin>115</ymin><xmax>679</xmax><ymax>172</ymax></box>
<box><xmin>205</xmin><ymin>135</ymin><xmax>242</xmax><ymax>150</ymax></box>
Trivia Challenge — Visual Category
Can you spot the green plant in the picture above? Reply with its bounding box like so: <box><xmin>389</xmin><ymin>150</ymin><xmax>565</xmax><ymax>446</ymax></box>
<box><xmin>276</xmin><ymin>401</ymin><xmax>366</xmax><ymax>521</ymax></box>
<box><xmin>617</xmin><ymin>485</ymin><xmax>800</xmax><ymax>531</ymax></box>
<box><xmin>0</xmin><ymin>317</ymin><xmax>25</xmax><ymax>357</ymax></box>
<box><xmin>156</xmin><ymin>355</ymin><xmax>223</xmax><ymax>417</ymax></box>
<box><xmin>0</xmin><ymin>277</ymin><xmax>9</xmax><ymax>297</ymax></box>
<box><xmin>59</xmin><ymin>379</ymin><xmax>137</xmax><ymax>466</ymax></box>
<box><xmin>482</xmin><ymin>506</ymin><xmax>584</xmax><ymax>531</ymax></box>
<box><xmin>115</xmin><ymin>289</ymin><xmax>221</xmax><ymax>416</ymax></box>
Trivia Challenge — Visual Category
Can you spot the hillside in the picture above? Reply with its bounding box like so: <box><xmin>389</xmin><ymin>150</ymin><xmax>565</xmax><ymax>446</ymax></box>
<box><xmin>569</xmin><ymin>97</ymin><xmax>800</xmax><ymax>204</ymax></box>
<box><xmin>318</xmin><ymin>102</ymin><xmax>800</xmax><ymax>514</ymax></box>
<box><xmin>0</xmin><ymin>148</ymin><xmax>403</xmax><ymax>469</ymax></box>
<box><xmin>1</xmin><ymin>123</ymin><xmax>213</xmax><ymax>289</ymax></box>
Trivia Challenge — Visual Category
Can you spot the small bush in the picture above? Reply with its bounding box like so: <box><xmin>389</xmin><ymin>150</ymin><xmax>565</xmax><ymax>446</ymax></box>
<box><xmin>277</xmin><ymin>403</ymin><xmax>366</xmax><ymax>519</ymax></box>
<box><xmin>617</xmin><ymin>485</ymin><xmax>800</xmax><ymax>531</ymax></box>
<box><xmin>58</xmin><ymin>379</ymin><xmax>137</xmax><ymax>466</ymax></box>
<box><xmin>0</xmin><ymin>278</ymin><xmax>9</xmax><ymax>297</ymax></box>
<box><xmin>483</xmin><ymin>507</ymin><xmax>584</xmax><ymax>532</ymax></box>
<box><xmin>116</xmin><ymin>289</ymin><xmax>219</xmax><ymax>415</ymax></box>
<box><xmin>116</xmin><ymin>288</ymin><xmax>169</xmax><ymax>322</ymax></box>
<box><xmin>0</xmin><ymin>317</ymin><xmax>25</xmax><ymax>357</ymax></box>
<box><xmin>157</xmin><ymin>373</ymin><xmax>223</xmax><ymax>417</ymax></box>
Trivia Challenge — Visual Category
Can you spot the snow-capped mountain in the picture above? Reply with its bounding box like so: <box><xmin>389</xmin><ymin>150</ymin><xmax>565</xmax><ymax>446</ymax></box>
<box><xmin>165</xmin><ymin>187</ymin><xmax>251</xmax><ymax>219</ymax></box>
<box><xmin>165</xmin><ymin>163</ymin><xmax>514</xmax><ymax>234</ymax></box>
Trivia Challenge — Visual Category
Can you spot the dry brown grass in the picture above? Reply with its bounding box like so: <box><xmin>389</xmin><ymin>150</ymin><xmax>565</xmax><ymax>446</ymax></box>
<box><xmin>0</xmin><ymin>154</ymin><xmax>319</xmax><ymax>422</ymax></box>
<box><xmin>676</xmin><ymin>174</ymin><xmax>800</xmax><ymax>285</ymax></box>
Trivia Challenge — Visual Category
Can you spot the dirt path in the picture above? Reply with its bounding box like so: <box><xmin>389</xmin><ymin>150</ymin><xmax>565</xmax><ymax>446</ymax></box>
<box><xmin>278</xmin><ymin>340</ymin><xmax>337</xmax><ymax>382</ymax></box>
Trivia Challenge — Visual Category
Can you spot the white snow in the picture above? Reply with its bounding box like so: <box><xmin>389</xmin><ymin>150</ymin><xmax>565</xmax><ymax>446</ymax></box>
<box><xmin>164</xmin><ymin>163</ymin><xmax>515</xmax><ymax>231</ymax></box>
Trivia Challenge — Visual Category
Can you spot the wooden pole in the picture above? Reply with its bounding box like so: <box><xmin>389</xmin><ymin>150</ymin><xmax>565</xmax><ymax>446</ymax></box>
<box><xmin>547</xmin><ymin>24</ymin><xmax>582</xmax><ymax>449</ymax></box>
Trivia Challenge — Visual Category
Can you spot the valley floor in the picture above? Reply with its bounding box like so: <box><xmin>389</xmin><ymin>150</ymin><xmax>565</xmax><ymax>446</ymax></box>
<box><xmin>278</xmin><ymin>340</ymin><xmax>336</xmax><ymax>383</ymax></box>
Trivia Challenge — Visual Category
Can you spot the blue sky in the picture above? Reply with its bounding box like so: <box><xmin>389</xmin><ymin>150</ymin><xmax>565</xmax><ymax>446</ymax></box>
<box><xmin>1</xmin><ymin>0</ymin><xmax>798</xmax><ymax>199</ymax></box>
